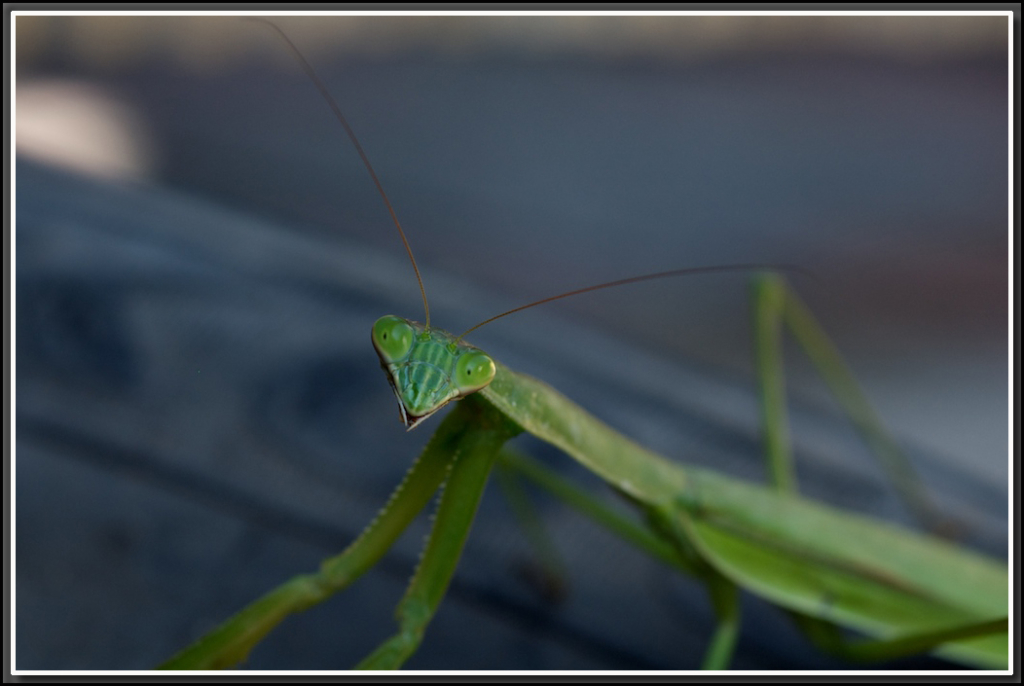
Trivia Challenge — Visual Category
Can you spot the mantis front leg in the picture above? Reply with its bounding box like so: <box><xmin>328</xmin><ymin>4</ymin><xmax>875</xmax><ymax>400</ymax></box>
<box><xmin>358</xmin><ymin>395</ymin><xmax>521</xmax><ymax>670</ymax></box>
<box><xmin>160</xmin><ymin>398</ymin><xmax>499</xmax><ymax>670</ymax></box>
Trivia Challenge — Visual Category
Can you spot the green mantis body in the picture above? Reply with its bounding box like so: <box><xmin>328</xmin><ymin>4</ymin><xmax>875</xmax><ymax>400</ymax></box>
<box><xmin>161</xmin><ymin>276</ymin><xmax>1009</xmax><ymax>671</ymax></box>
<box><xmin>160</xmin><ymin>20</ymin><xmax>1008</xmax><ymax>671</ymax></box>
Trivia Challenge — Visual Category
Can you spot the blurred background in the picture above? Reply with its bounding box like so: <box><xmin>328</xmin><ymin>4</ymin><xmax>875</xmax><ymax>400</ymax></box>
<box><xmin>14</xmin><ymin>13</ymin><xmax>1010</xmax><ymax>671</ymax></box>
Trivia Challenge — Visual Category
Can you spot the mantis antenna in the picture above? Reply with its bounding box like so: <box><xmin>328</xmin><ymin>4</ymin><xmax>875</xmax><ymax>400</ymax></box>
<box><xmin>253</xmin><ymin>19</ymin><xmax>432</xmax><ymax>328</ymax></box>
<box><xmin>455</xmin><ymin>263</ymin><xmax>812</xmax><ymax>342</ymax></box>
<box><xmin>256</xmin><ymin>20</ymin><xmax>811</xmax><ymax>343</ymax></box>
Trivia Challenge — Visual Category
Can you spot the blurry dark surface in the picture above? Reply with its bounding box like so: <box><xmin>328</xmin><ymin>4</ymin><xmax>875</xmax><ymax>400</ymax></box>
<box><xmin>14</xmin><ymin>15</ymin><xmax>1009</xmax><ymax>671</ymax></box>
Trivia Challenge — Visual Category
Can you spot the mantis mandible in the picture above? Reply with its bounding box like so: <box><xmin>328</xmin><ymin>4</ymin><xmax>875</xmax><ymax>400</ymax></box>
<box><xmin>160</xmin><ymin>21</ymin><xmax>1008</xmax><ymax>671</ymax></box>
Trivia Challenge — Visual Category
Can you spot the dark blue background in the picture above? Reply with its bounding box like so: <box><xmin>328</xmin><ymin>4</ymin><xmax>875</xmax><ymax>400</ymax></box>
<box><xmin>14</xmin><ymin>15</ymin><xmax>1010</xmax><ymax>671</ymax></box>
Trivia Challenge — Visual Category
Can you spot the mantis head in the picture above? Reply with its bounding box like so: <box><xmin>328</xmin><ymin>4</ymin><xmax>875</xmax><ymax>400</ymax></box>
<box><xmin>371</xmin><ymin>315</ymin><xmax>496</xmax><ymax>430</ymax></box>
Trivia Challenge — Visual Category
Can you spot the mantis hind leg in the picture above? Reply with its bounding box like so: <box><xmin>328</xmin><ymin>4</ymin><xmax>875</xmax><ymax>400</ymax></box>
<box><xmin>751</xmin><ymin>272</ymin><xmax>941</xmax><ymax>530</ymax></box>
<box><xmin>748</xmin><ymin>273</ymin><xmax>998</xmax><ymax>665</ymax></box>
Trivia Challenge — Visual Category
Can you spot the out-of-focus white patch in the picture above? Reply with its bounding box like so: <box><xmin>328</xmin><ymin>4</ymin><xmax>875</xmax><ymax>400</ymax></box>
<box><xmin>16</xmin><ymin>79</ymin><xmax>157</xmax><ymax>181</ymax></box>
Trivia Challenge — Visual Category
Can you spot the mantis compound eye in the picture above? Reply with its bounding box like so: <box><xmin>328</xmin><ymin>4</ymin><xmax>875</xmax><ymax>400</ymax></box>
<box><xmin>372</xmin><ymin>315</ymin><xmax>415</xmax><ymax>363</ymax></box>
<box><xmin>454</xmin><ymin>349</ymin><xmax>496</xmax><ymax>395</ymax></box>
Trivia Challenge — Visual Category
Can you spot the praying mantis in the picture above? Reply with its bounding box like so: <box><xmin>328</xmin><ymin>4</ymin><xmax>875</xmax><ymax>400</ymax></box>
<box><xmin>156</xmin><ymin>19</ymin><xmax>1009</xmax><ymax>671</ymax></box>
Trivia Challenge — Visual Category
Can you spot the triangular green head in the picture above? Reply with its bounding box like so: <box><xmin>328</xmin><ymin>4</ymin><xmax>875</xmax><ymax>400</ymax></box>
<box><xmin>371</xmin><ymin>315</ymin><xmax>497</xmax><ymax>429</ymax></box>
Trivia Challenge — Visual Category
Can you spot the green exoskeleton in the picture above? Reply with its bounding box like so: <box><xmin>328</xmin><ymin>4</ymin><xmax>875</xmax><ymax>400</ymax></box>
<box><xmin>160</xmin><ymin>20</ymin><xmax>1008</xmax><ymax>671</ymax></box>
<box><xmin>372</xmin><ymin>316</ymin><xmax>496</xmax><ymax>429</ymax></box>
